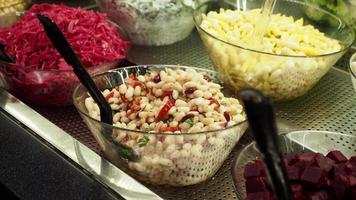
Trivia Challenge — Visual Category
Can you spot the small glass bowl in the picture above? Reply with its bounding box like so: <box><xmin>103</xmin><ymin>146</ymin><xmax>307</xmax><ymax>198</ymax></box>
<box><xmin>96</xmin><ymin>0</ymin><xmax>199</xmax><ymax>46</ymax></box>
<box><xmin>73</xmin><ymin>65</ymin><xmax>248</xmax><ymax>186</ymax></box>
<box><xmin>350</xmin><ymin>52</ymin><xmax>356</xmax><ymax>92</ymax></box>
<box><xmin>0</xmin><ymin>19</ymin><xmax>130</xmax><ymax>106</ymax></box>
<box><xmin>193</xmin><ymin>0</ymin><xmax>355</xmax><ymax>101</ymax></box>
<box><xmin>231</xmin><ymin>130</ymin><xmax>356</xmax><ymax>199</ymax></box>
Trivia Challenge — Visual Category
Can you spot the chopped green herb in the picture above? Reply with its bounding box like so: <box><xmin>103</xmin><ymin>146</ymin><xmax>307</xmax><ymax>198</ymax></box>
<box><xmin>186</xmin><ymin>118</ymin><xmax>194</xmax><ymax>126</ymax></box>
<box><xmin>221</xmin><ymin>102</ymin><xmax>226</xmax><ymax>106</ymax></box>
<box><xmin>121</xmin><ymin>148</ymin><xmax>133</xmax><ymax>157</ymax></box>
<box><xmin>145</xmin><ymin>71</ymin><xmax>151</xmax><ymax>76</ymax></box>
<box><xmin>112</xmin><ymin>110</ymin><xmax>115</xmax><ymax>116</ymax></box>
<box><xmin>138</xmin><ymin>135</ymin><xmax>150</xmax><ymax>147</ymax></box>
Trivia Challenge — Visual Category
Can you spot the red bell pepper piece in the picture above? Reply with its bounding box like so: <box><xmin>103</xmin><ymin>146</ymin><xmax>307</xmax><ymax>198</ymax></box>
<box><xmin>105</xmin><ymin>91</ymin><xmax>114</xmax><ymax>101</ymax></box>
<box><xmin>129</xmin><ymin>74</ymin><xmax>138</xmax><ymax>81</ymax></box>
<box><xmin>159</xmin><ymin>89</ymin><xmax>173</xmax><ymax>99</ymax></box>
<box><xmin>209</xmin><ymin>98</ymin><xmax>220</xmax><ymax>109</ymax></box>
<box><xmin>156</xmin><ymin>99</ymin><xmax>175</xmax><ymax>121</ymax></box>
<box><xmin>159</xmin><ymin>126</ymin><xmax>178</xmax><ymax>132</ymax></box>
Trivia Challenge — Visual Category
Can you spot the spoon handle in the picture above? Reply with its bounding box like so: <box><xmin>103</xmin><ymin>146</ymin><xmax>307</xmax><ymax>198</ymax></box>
<box><xmin>239</xmin><ymin>88</ymin><xmax>294</xmax><ymax>200</ymax></box>
<box><xmin>36</xmin><ymin>14</ymin><xmax>112</xmax><ymax>124</ymax></box>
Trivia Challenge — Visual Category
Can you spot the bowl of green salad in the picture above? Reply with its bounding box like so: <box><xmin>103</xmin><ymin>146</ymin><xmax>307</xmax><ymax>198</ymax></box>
<box><xmin>304</xmin><ymin>0</ymin><xmax>356</xmax><ymax>47</ymax></box>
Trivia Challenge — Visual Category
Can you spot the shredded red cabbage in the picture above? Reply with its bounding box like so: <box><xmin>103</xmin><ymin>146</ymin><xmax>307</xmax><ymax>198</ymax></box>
<box><xmin>0</xmin><ymin>3</ymin><xmax>129</xmax><ymax>70</ymax></box>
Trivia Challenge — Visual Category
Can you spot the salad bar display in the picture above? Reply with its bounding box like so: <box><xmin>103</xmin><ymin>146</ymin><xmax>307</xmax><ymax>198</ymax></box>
<box><xmin>0</xmin><ymin>0</ymin><xmax>355</xmax><ymax>200</ymax></box>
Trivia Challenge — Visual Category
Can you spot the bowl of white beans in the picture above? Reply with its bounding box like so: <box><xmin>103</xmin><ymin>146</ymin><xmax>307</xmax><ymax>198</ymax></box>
<box><xmin>194</xmin><ymin>0</ymin><xmax>355</xmax><ymax>101</ymax></box>
<box><xmin>73</xmin><ymin>65</ymin><xmax>248</xmax><ymax>186</ymax></box>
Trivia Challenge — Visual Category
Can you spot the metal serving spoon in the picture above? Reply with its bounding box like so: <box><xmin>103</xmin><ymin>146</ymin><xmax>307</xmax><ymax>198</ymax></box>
<box><xmin>239</xmin><ymin>88</ymin><xmax>294</xmax><ymax>200</ymax></box>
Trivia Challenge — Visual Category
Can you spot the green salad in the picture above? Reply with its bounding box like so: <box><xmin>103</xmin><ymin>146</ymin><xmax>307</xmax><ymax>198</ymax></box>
<box><xmin>305</xmin><ymin>0</ymin><xmax>356</xmax><ymax>32</ymax></box>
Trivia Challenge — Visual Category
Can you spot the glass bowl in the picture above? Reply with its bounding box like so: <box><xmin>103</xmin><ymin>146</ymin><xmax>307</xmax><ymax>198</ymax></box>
<box><xmin>73</xmin><ymin>65</ymin><xmax>248</xmax><ymax>186</ymax></box>
<box><xmin>0</xmin><ymin>0</ymin><xmax>29</xmax><ymax>28</ymax></box>
<box><xmin>0</xmin><ymin>19</ymin><xmax>130</xmax><ymax>107</ymax></box>
<box><xmin>193</xmin><ymin>0</ymin><xmax>355</xmax><ymax>101</ymax></box>
<box><xmin>231</xmin><ymin>130</ymin><xmax>356</xmax><ymax>199</ymax></box>
<box><xmin>1</xmin><ymin>61</ymin><xmax>119</xmax><ymax>106</ymax></box>
<box><xmin>96</xmin><ymin>0</ymin><xmax>203</xmax><ymax>46</ymax></box>
<box><xmin>350</xmin><ymin>52</ymin><xmax>356</xmax><ymax>92</ymax></box>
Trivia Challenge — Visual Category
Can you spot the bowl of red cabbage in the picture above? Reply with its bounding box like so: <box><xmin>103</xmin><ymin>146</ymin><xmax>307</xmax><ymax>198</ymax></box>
<box><xmin>0</xmin><ymin>3</ymin><xmax>130</xmax><ymax>106</ymax></box>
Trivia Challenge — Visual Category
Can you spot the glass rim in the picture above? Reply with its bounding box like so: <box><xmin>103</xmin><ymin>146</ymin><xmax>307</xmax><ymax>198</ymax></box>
<box><xmin>350</xmin><ymin>52</ymin><xmax>356</xmax><ymax>79</ymax></box>
<box><xmin>2</xmin><ymin>60</ymin><xmax>122</xmax><ymax>73</ymax></box>
<box><xmin>193</xmin><ymin>0</ymin><xmax>355</xmax><ymax>58</ymax></box>
<box><xmin>72</xmin><ymin>64</ymin><xmax>248</xmax><ymax>136</ymax></box>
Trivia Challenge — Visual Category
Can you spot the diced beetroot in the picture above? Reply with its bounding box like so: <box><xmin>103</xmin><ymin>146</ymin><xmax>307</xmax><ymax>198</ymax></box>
<box><xmin>351</xmin><ymin>187</ymin><xmax>356</xmax><ymax>200</ymax></box>
<box><xmin>315</xmin><ymin>153</ymin><xmax>335</xmax><ymax>173</ymax></box>
<box><xmin>287</xmin><ymin>165</ymin><xmax>299</xmax><ymax>181</ymax></box>
<box><xmin>285</xmin><ymin>154</ymin><xmax>297</xmax><ymax>166</ymax></box>
<box><xmin>246</xmin><ymin>192</ymin><xmax>273</xmax><ymax>200</ymax></box>
<box><xmin>244</xmin><ymin>160</ymin><xmax>265</xmax><ymax>178</ymax></box>
<box><xmin>301</xmin><ymin>166</ymin><xmax>324</xmax><ymax>187</ymax></box>
<box><xmin>321</xmin><ymin>178</ymin><xmax>332</xmax><ymax>188</ymax></box>
<box><xmin>350</xmin><ymin>156</ymin><xmax>356</xmax><ymax>165</ymax></box>
<box><xmin>332</xmin><ymin>163</ymin><xmax>348</xmax><ymax>176</ymax></box>
<box><xmin>345</xmin><ymin>162</ymin><xmax>356</xmax><ymax>176</ymax></box>
<box><xmin>291</xmin><ymin>184</ymin><xmax>303</xmax><ymax>192</ymax></box>
<box><xmin>294</xmin><ymin>153</ymin><xmax>317</xmax><ymax>169</ymax></box>
<box><xmin>349</xmin><ymin>176</ymin><xmax>356</xmax><ymax>187</ymax></box>
<box><xmin>293</xmin><ymin>191</ymin><xmax>303</xmax><ymax>200</ymax></box>
<box><xmin>244</xmin><ymin>151</ymin><xmax>356</xmax><ymax>200</ymax></box>
<box><xmin>309</xmin><ymin>190</ymin><xmax>329</xmax><ymax>200</ymax></box>
<box><xmin>326</xmin><ymin>150</ymin><xmax>348</xmax><ymax>163</ymax></box>
<box><xmin>245</xmin><ymin>177</ymin><xmax>268</xmax><ymax>193</ymax></box>
<box><xmin>331</xmin><ymin>174</ymin><xmax>350</xmax><ymax>198</ymax></box>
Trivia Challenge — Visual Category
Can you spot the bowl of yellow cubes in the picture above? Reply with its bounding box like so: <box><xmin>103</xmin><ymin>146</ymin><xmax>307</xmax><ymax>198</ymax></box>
<box><xmin>193</xmin><ymin>0</ymin><xmax>355</xmax><ymax>101</ymax></box>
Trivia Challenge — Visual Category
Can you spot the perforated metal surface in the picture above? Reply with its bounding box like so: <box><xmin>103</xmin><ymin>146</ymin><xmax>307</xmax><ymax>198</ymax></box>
<box><xmin>33</xmin><ymin>31</ymin><xmax>356</xmax><ymax>200</ymax></box>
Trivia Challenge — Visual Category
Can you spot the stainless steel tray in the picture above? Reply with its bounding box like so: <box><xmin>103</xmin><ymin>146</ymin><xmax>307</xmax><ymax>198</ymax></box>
<box><xmin>3</xmin><ymin>31</ymin><xmax>356</xmax><ymax>200</ymax></box>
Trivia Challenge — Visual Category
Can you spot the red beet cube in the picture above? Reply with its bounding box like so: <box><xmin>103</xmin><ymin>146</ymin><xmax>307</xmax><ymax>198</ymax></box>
<box><xmin>345</xmin><ymin>162</ymin><xmax>356</xmax><ymax>175</ymax></box>
<box><xmin>291</xmin><ymin>184</ymin><xmax>303</xmax><ymax>192</ymax></box>
<box><xmin>293</xmin><ymin>191</ymin><xmax>303</xmax><ymax>200</ymax></box>
<box><xmin>333</xmin><ymin>163</ymin><xmax>348</xmax><ymax>176</ymax></box>
<box><xmin>331</xmin><ymin>174</ymin><xmax>349</xmax><ymax>198</ymax></box>
<box><xmin>294</xmin><ymin>153</ymin><xmax>317</xmax><ymax>169</ymax></box>
<box><xmin>315</xmin><ymin>153</ymin><xmax>335</xmax><ymax>173</ymax></box>
<box><xmin>351</xmin><ymin>187</ymin><xmax>356</xmax><ymax>200</ymax></box>
<box><xmin>350</xmin><ymin>156</ymin><xmax>356</xmax><ymax>165</ymax></box>
<box><xmin>246</xmin><ymin>192</ymin><xmax>273</xmax><ymax>200</ymax></box>
<box><xmin>308</xmin><ymin>190</ymin><xmax>329</xmax><ymax>200</ymax></box>
<box><xmin>298</xmin><ymin>152</ymin><xmax>317</xmax><ymax>164</ymax></box>
<box><xmin>301</xmin><ymin>166</ymin><xmax>324</xmax><ymax>187</ymax></box>
<box><xmin>245</xmin><ymin>177</ymin><xmax>268</xmax><ymax>193</ymax></box>
<box><xmin>287</xmin><ymin>165</ymin><xmax>299</xmax><ymax>181</ymax></box>
<box><xmin>326</xmin><ymin>150</ymin><xmax>348</xmax><ymax>163</ymax></box>
<box><xmin>285</xmin><ymin>154</ymin><xmax>298</xmax><ymax>165</ymax></box>
<box><xmin>321</xmin><ymin>178</ymin><xmax>332</xmax><ymax>188</ymax></box>
<box><xmin>349</xmin><ymin>176</ymin><xmax>356</xmax><ymax>187</ymax></box>
<box><xmin>244</xmin><ymin>160</ymin><xmax>265</xmax><ymax>178</ymax></box>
